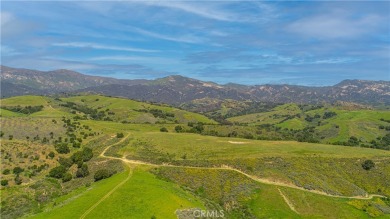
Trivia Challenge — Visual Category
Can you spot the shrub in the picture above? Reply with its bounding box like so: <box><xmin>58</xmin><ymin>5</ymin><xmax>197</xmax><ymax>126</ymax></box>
<box><xmin>160</xmin><ymin>127</ymin><xmax>168</xmax><ymax>132</ymax></box>
<box><xmin>58</xmin><ymin>157</ymin><xmax>73</xmax><ymax>168</ymax></box>
<box><xmin>1</xmin><ymin>179</ymin><xmax>9</xmax><ymax>186</ymax></box>
<box><xmin>323</xmin><ymin>111</ymin><xmax>337</xmax><ymax>119</ymax></box>
<box><xmin>13</xmin><ymin>167</ymin><xmax>24</xmax><ymax>174</ymax></box>
<box><xmin>48</xmin><ymin>151</ymin><xmax>55</xmax><ymax>159</ymax></box>
<box><xmin>2</xmin><ymin>169</ymin><xmax>10</xmax><ymax>175</ymax></box>
<box><xmin>14</xmin><ymin>175</ymin><xmax>22</xmax><ymax>185</ymax></box>
<box><xmin>55</xmin><ymin>143</ymin><xmax>70</xmax><ymax>154</ymax></box>
<box><xmin>48</xmin><ymin>166</ymin><xmax>67</xmax><ymax>179</ymax></box>
<box><xmin>71</xmin><ymin>147</ymin><xmax>93</xmax><ymax>164</ymax></box>
<box><xmin>76</xmin><ymin>164</ymin><xmax>89</xmax><ymax>178</ymax></box>
<box><xmin>362</xmin><ymin>160</ymin><xmax>375</xmax><ymax>170</ymax></box>
<box><xmin>94</xmin><ymin>169</ymin><xmax>116</xmax><ymax>181</ymax></box>
<box><xmin>117</xmin><ymin>133</ymin><xmax>124</xmax><ymax>138</ymax></box>
<box><xmin>62</xmin><ymin>173</ymin><xmax>72</xmax><ymax>182</ymax></box>
<box><xmin>175</xmin><ymin>125</ymin><xmax>183</xmax><ymax>133</ymax></box>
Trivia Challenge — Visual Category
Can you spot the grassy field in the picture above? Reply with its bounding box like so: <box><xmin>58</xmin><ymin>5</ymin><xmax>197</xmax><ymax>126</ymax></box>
<box><xmin>29</xmin><ymin>166</ymin><xmax>205</xmax><ymax>219</ymax></box>
<box><xmin>227</xmin><ymin>103</ymin><xmax>301</xmax><ymax>125</ymax></box>
<box><xmin>0</xmin><ymin>95</ymin><xmax>49</xmax><ymax>106</ymax></box>
<box><xmin>114</xmin><ymin>132</ymin><xmax>390</xmax><ymax>160</ymax></box>
<box><xmin>227</xmin><ymin>103</ymin><xmax>390</xmax><ymax>145</ymax></box>
<box><xmin>1</xmin><ymin>95</ymin><xmax>390</xmax><ymax>218</ymax></box>
<box><xmin>61</xmin><ymin>95</ymin><xmax>216</xmax><ymax>124</ymax></box>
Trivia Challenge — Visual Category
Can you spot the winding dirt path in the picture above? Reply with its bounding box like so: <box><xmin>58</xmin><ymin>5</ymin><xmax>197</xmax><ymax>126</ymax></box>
<box><xmin>79</xmin><ymin>134</ymin><xmax>134</xmax><ymax>219</ymax></box>
<box><xmin>99</xmin><ymin>134</ymin><xmax>387</xmax><ymax>202</ymax></box>
<box><xmin>278</xmin><ymin>188</ymin><xmax>299</xmax><ymax>214</ymax></box>
<box><xmin>79</xmin><ymin>164</ymin><xmax>133</xmax><ymax>219</ymax></box>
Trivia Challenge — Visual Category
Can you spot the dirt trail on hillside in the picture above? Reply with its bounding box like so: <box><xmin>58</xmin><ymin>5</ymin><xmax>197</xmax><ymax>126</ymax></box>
<box><xmin>100</xmin><ymin>134</ymin><xmax>387</xmax><ymax>201</ymax></box>
<box><xmin>80</xmin><ymin>163</ymin><xmax>133</xmax><ymax>219</ymax></box>
<box><xmin>278</xmin><ymin>188</ymin><xmax>299</xmax><ymax>214</ymax></box>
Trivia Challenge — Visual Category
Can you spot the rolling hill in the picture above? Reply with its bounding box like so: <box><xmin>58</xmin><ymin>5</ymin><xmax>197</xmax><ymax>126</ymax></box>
<box><xmin>1</xmin><ymin>95</ymin><xmax>390</xmax><ymax>219</ymax></box>
<box><xmin>2</xmin><ymin>66</ymin><xmax>389</xmax><ymax>106</ymax></box>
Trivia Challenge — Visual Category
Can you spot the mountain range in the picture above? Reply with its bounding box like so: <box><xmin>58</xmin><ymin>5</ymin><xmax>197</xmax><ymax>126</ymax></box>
<box><xmin>1</xmin><ymin>65</ymin><xmax>389</xmax><ymax>106</ymax></box>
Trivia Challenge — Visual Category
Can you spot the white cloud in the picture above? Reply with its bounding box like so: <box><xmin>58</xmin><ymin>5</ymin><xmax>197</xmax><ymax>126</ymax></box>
<box><xmin>128</xmin><ymin>26</ymin><xmax>204</xmax><ymax>44</ymax></box>
<box><xmin>89</xmin><ymin>55</ymin><xmax>181</xmax><ymax>65</ymax></box>
<box><xmin>0</xmin><ymin>45</ymin><xmax>21</xmax><ymax>56</ymax></box>
<box><xmin>1</xmin><ymin>11</ymin><xmax>41</xmax><ymax>39</ymax></box>
<box><xmin>287</xmin><ymin>11</ymin><xmax>382</xmax><ymax>39</ymax></box>
<box><xmin>52</xmin><ymin>42</ymin><xmax>159</xmax><ymax>53</ymax></box>
<box><xmin>1</xmin><ymin>11</ymin><xmax>14</xmax><ymax>26</ymax></box>
<box><xmin>142</xmin><ymin>1</ymin><xmax>237</xmax><ymax>22</ymax></box>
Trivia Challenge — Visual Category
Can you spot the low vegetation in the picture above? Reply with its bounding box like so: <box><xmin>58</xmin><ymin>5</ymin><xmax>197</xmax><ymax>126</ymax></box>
<box><xmin>1</xmin><ymin>94</ymin><xmax>389</xmax><ymax>218</ymax></box>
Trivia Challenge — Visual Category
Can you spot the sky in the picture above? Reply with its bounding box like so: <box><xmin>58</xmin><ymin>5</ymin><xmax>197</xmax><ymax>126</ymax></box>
<box><xmin>1</xmin><ymin>1</ymin><xmax>389</xmax><ymax>86</ymax></box>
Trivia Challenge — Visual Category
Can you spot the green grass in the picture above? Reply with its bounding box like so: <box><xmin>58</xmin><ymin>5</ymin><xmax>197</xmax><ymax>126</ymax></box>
<box><xmin>275</xmin><ymin>187</ymin><xmax>370</xmax><ymax>218</ymax></box>
<box><xmin>2</xmin><ymin>95</ymin><xmax>390</xmax><ymax>218</ymax></box>
<box><xmin>227</xmin><ymin>103</ymin><xmax>390</xmax><ymax>144</ymax></box>
<box><xmin>61</xmin><ymin>95</ymin><xmax>216</xmax><ymax>124</ymax></box>
<box><xmin>277</xmin><ymin>118</ymin><xmax>306</xmax><ymax>130</ymax></box>
<box><xmin>118</xmin><ymin>132</ymin><xmax>390</xmax><ymax>160</ymax></box>
<box><xmin>29</xmin><ymin>169</ymin><xmax>130</xmax><ymax>219</ymax></box>
<box><xmin>316</xmin><ymin>109</ymin><xmax>390</xmax><ymax>143</ymax></box>
<box><xmin>0</xmin><ymin>95</ymin><xmax>48</xmax><ymax>106</ymax></box>
<box><xmin>30</xmin><ymin>166</ymin><xmax>204</xmax><ymax>219</ymax></box>
<box><xmin>0</xmin><ymin>108</ymin><xmax>25</xmax><ymax>117</ymax></box>
<box><xmin>228</xmin><ymin>103</ymin><xmax>301</xmax><ymax>125</ymax></box>
<box><xmin>154</xmin><ymin>166</ymin><xmax>379</xmax><ymax>218</ymax></box>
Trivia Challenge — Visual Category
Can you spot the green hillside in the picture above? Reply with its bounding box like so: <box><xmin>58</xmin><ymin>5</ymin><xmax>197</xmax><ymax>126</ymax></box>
<box><xmin>226</xmin><ymin>103</ymin><xmax>390</xmax><ymax>148</ymax></box>
<box><xmin>60</xmin><ymin>95</ymin><xmax>216</xmax><ymax>124</ymax></box>
<box><xmin>1</xmin><ymin>95</ymin><xmax>389</xmax><ymax>219</ymax></box>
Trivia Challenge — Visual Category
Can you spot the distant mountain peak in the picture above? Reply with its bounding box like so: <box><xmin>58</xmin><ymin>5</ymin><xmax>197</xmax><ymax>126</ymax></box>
<box><xmin>1</xmin><ymin>65</ymin><xmax>389</xmax><ymax>105</ymax></box>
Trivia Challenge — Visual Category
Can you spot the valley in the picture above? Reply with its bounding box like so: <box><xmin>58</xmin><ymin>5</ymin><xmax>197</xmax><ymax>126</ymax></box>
<box><xmin>1</xmin><ymin>94</ymin><xmax>389</xmax><ymax>218</ymax></box>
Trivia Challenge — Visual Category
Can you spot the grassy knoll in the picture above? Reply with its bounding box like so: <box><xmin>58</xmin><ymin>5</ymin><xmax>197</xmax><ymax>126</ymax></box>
<box><xmin>153</xmin><ymin>166</ymin><xmax>378</xmax><ymax>218</ymax></box>
<box><xmin>30</xmin><ymin>166</ymin><xmax>205</xmax><ymax>219</ymax></box>
<box><xmin>0</xmin><ymin>108</ymin><xmax>25</xmax><ymax>117</ymax></box>
<box><xmin>226</xmin><ymin>103</ymin><xmax>390</xmax><ymax>146</ymax></box>
<box><xmin>1</xmin><ymin>95</ymin><xmax>390</xmax><ymax>218</ymax></box>
<box><xmin>1</xmin><ymin>140</ymin><xmax>58</xmax><ymax>186</ymax></box>
<box><xmin>117</xmin><ymin>132</ymin><xmax>390</xmax><ymax>160</ymax></box>
<box><xmin>314</xmin><ymin>109</ymin><xmax>390</xmax><ymax>143</ymax></box>
<box><xmin>107</xmin><ymin>132</ymin><xmax>390</xmax><ymax>197</ymax></box>
<box><xmin>0</xmin><ymin>95</ymin><xmax>75</xmax><ymax>118</ymax></box>
<box><xmin>28</xmin><ymin>168</ymin><xmax>130</xmax><ymax>219</ymax></box>
<box><xmin>61</xmin><ymin>95</ymin><xmax>216</xmax><ymax>124</ymax></box>
<box><xmin>227</xmin><ymin>103</ymin><xmax>301</xmax><ymax>125</ymax></box>
<box><xmin>0</xmin><ymin>95</ymin><xmax>48</xmax><ymax>106</ymax></box>
<box><xmin>0</xmin><ymin>118</ymin><xmax>66</xmax><ymax>140</ymax></box>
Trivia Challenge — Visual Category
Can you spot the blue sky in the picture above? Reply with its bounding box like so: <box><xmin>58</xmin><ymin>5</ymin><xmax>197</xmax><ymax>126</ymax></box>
<box><xmin>1</xmin><ymin>1</ymin><xmax>389</xmax><ymax>85</ymax></box>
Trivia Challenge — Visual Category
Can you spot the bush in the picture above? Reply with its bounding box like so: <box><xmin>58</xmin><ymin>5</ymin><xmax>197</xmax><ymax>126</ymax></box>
<box><xmin>58</xmin><ymin>157</ymin><xmax>73</xmax><ymax>168</ymax></box>
<box><xmin>323</xmin><ymin>111</ymin><xmax>337</xmax><ymax>119</ymax></box>
<box><xmin>71</xmin><ymin>147</ymin><xmax>93</xmax><ymax>164</ymax></box>
<box><xmin>1</xmin><ymin>179</ymin><xmax>8</xmax><ymax>186</ymax></box>
<box><xmin>62</xmin><ymin>173</ymin><xmax>73</xmax><ymax>182</ymax></box>
<box><xmin>94</xmin><ymin>169</ymin><xmax>116</xmax><ymax>181</ymax></box>
<box><xmin>175</xmin><ymin>125</ymin><xmax>183</xmax><ymax>133</ymax></box>
<box><xmin>117</xmin><ymin>133</ymin><xmax>124</xmax><ymax>138</ymax></box>
<box><xmin>76</xmin><ymin>164</ymin><xmax>89</xmax><ymax>178</ymax></box>
<box><xmin>48</xmin><ymin>165</ymin><xmax>67</xmax><ymax>179</ymax></box>
<box><xmin>48</xmin><ymin>151</ymin><xmax>55</xmax><ymax>159</ymax></box>
<box><xmin>55</xmin><ymin>143</ymin><xmax>70</xmax><ymax>154</ymax></box>
<box><xmin>14</xmin><ymin>175</ymin><xmax>22</xmax><ymax>185</ymax></box>
<box><xmin>2</xmin><ymin>169</ymin><xmax>10</xmax><ymax>175</ymax></box>
<box><xmin>13</xmin><ymin>167</ymin><xmax>24</xmax><ymax>174</ymax></box>
<box><xmin>362</xmin><ymin>160</ymin><xmax>375</xmax><ymax>170</ymax></box>
<box><xmin>160</xmin><ymin>127</ymin><xmax>168</xmax><ymax>132</ymax></box>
